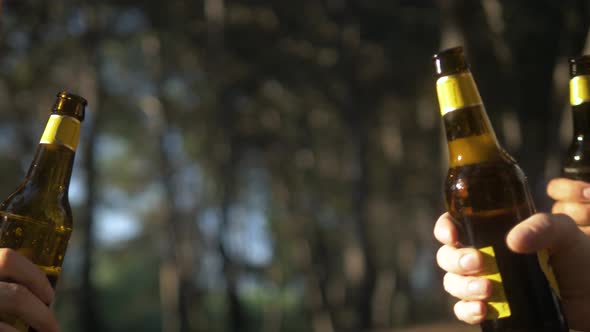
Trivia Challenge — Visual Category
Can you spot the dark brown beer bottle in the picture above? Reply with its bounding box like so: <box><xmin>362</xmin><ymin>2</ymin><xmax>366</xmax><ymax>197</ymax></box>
<box><xmin>563</xmin><ymin>55</ymin><xmax>590</xmax><ymax>181</ymax></box>
<box><xmin>0</xmin><ymin>91</ymin><xmax>86</xmax><ymax>332</ymax></box>
<box><xmin>433</xmin><ymin>47</ymin><xmax>567</xmax><ymax>332</ymax></box>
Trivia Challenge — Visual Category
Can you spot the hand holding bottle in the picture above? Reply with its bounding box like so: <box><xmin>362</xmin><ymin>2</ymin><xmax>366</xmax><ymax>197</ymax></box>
<box><xmin>433</xmin><ymin>47</ymin><xmax>566</xmax><ymax>331</ymax></box>
<box><xmin>434</xmin><ymin>210</ymin><xmax>590</xmax><ymax>331</ymax></box>
<box><xmin>548</xmin><ymin>178</ymin><xmax>590</xmax><ymax>233</ymax></box>
<box><xmin>0</xmin><ymin>248</ymin><xmax>59</xmax><ymax>332</ymax></box>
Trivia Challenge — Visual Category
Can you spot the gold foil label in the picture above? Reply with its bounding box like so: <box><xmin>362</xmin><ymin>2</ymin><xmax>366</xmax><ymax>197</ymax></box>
<box><xmin>436</xmin><ymin>72</ymin><xmax>483</xmax><ymax>115</ymax></box>
<box><xmin>39</xmin><ymin>114</ymin><xmax>81</xmax><ymax>151</ymax></box>
<box><xmin>537</xmin><ymin>249</ymin><xmax>561</xmax><ymax>298</ymax></box>
<box><xmin>570</xmin><ymin>75</ymin><xmax>590</xmax><ymax>106</ymax></box>
<box><xmin>479</xmin><ymin>246</ymin><xmax>511</xmax><ymax>320</ymax></box>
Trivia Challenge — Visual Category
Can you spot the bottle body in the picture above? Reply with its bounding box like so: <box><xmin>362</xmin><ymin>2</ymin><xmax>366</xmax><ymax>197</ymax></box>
<box><xmin>435</xmin><ymin>48</ymin><xmax>567</xmax><ymax>332</ymax></box>
<box><xmin>564</xmin><ymin>59</ymin><xmax>590</xmax><ymax>180</ymax></box>
<box><xmin>0</xmin><ymin>144</ymin><xmax>75</xmax><ymax>287</ymax></box>
<box><xmin>0</xmin><ymin>92</ymin><xmax>85</xmax><ymax>332</ymax></box>
<box><xmin>445</xmin><ymin>149</ymin><xmax>566</xmax><ymax>331</ymax></box>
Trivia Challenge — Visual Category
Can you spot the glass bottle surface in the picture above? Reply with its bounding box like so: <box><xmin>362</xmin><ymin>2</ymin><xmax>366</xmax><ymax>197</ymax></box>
<box><xmin>435</xmin><ymin>47</ymin><xmax>567</xmax><ymax>332</ymax></box>
<box><xmin>0</xmin><ymin>91</ymin><xmax>86</xmax><ymax>332</ymax></box>
<box><xmin>564</xmin><ymin>55</ymin><xmax>590</xmax><ymax>181</ymax></box>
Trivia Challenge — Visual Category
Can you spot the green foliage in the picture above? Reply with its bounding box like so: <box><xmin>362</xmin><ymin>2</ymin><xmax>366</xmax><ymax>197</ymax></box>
<box><xmin>94</xmin><ymin>239</ymin><xmax>162</xmax><ymax>332</ymax></box>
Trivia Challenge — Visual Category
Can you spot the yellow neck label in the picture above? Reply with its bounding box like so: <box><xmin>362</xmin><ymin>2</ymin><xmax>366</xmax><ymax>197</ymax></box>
<box><xmin>436</xmin><ymin>72</ymin><xmax>483</xmax><ymax>115</ymax></box>
<box><xmin>40</xmin><ymin>114</ymin><xmax>81</xmax><ymax>151</ymax></box>
<box><xmin>570</xmin><ymin>75</ymin><xmax>590</xmax><ymax>106</ymax></box>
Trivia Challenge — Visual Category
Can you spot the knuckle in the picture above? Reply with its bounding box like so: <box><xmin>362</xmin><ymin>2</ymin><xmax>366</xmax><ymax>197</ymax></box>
<box><xmin>454</xmin><ymin>300</ymin><xmax>485</xmax><ymax>324</ymax></box>
<box><xmin>4</xmin><ymin>283</ymin><xmax>27</xmax><ymax>305</ymax></box>
<box><xmin>546</xmin><ymin>179</ymin><xmax>563</xmax><ymax>199</ymax></box>
<box><xmin>435</xmin><ymin>247</ymin><xmax>445</xmax><ymax>268</ymax></box>
<box><xmin>442</xmin><ymin>273</ymin><xmax>452</xmax><ymax>293</ymax></box>
<box><xmin>533</xmin><ymin>213</ymin><xmax>555</xmax><ymax>230</ymax></box>
<box><xmin>474</xmin><ymin>301</ymin><xmax>487</xmax><ymax>319</ymax></box>
<box><xmin>453</xmin><ymin>301</ymin><xmax>465</xmax><ymax>320</ymax></box>
<box><xmin>533</xmin><ymin>212</ymin><xmax>553</xmax><ymax>225</ymax></box>
<box><xmin>461</xmin><ymin>247</ymin><xmax>479</xmax><ymax>257</ymax></box>
<box><xmin>0</xmin><ymin>322</ymin><xmax>18</xmax><ymax>332</ymax></box>
<box><xmin>436</xmin><ymin>245</ymin><xmax>452</xmax><ymax>270</ymax></box>
<box><xmin>481</xmin><ymin>279</ymin><xmax>492</xmax><ymax>298</ymax></box>
<box><xmin>457</xmin><ymin>248</ymin><xmax>482</xmax><ymax>272</ymax></box>
<box><xmin>565</xmin><ymin>204</ymin><xmax>590</xmax><ymax>225</ymax></box>
<box><xmin>467</xmin><ymin>277</ymin><xmax>491</xmax><ymax>300</ymax></box>
<box><xmin>0</xmin><ymin>249</ymin><xmax>14</xmax><ymax>270</ymax></box>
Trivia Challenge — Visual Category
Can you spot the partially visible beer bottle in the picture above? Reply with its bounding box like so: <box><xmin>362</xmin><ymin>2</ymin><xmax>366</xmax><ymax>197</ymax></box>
<box><xmin>563</xmin><ymin>55</ymin><xmax>590</xmax><ymax>181</ymax></box>
<box><xmin>0</xmin><ymin>91</ymin><xmax>86</xmax><ymax>332</ymax></box>
<box><xmin>433</xmin><ymin>47</ymin><xmax>567</xmax><ymax>332</ymax></box>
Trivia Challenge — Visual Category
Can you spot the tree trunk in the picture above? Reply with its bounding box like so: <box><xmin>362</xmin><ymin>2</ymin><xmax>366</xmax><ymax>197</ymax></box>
<box><xmin>77</xmin><ymin>10</ymin><xmax>103</xmax><ymax>331</ymax></box>
<box><xmin>284</xmin><ymin>164</ymin><xmax>335</xmax><ymax>332</ymax></box>
<box><xmin>153</xmin><ymin>102</ymin><xmax>192</xmax><ymax>332</ymax></box>
<box><xmin>78</xmin><ymin>73</ymin><xmax>102</xmax><ymax>332</ymax></box>
<box><xmin>352</xmin><ymin>117</ymin><xmax>377</xmax><ymax>330</ymax></box>
<box><xmin>218</xmin><ymin>91</ymin><xmax>245</xmax><ymax>332</ymax></box>
<box><xmin>204</xmin><ymin>1</ymin><xmax>246</xmax><ymax>329</ymax></box>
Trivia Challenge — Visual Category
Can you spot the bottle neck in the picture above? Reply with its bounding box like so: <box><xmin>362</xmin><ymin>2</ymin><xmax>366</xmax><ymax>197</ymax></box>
<box><xmin>24</xmin><ymin>114</ymin><xmax>80</xmax><ymax>195</ymax></box>
<box><xmin>570</xmin><ymin>75</ymin><xmax>590</xmax><ymax>136</ymax></box>
<box><xmin>436</xmin><ymin>71</ymin><xmax>501</xmax><ymax>167</ymax></box>
<box><xmin>571</xmin><ymin>103</ymin><xmax>590</xmax><ymax>136</ymax></box>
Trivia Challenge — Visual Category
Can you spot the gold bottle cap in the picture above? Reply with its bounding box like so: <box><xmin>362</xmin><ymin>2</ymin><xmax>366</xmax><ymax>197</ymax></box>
<box><xmin>52</xmin><ymin>91</ymin><xmax>87</xmax><ymax>121</ymax></box>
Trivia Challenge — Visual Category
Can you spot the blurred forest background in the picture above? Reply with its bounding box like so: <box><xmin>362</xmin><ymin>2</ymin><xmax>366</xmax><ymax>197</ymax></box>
<box><xmin>0</xmin><ymin>0</ymin><xmax>587</xmax><ymax>331</ymax></box>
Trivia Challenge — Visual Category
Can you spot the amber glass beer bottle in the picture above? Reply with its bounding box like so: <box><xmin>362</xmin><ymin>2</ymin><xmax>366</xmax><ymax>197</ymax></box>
<box><xmin>433</xmin><ymin>47</ymin><xmax>567</xmax><ymax>332</ymax></box>
<box><xmin>563</xmin><ymin>55</ymin><xmax>590</xmax><ymax>181</ymax></box>
<box><xmin>0</xmin><ymin>91</ymin><xmax>86</xmax><ymax>332</ymax></box>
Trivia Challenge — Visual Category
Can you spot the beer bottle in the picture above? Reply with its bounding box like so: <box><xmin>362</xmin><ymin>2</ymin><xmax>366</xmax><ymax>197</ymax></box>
<box><xmin>433</xmin><ymin>47</ymin><xmax>567</xmax><ymax>332</ymax></box>
<box><xmin>563</xmin><ymin>55</ymin><xmax>590</xmax><ymax>181</ymax></box>
<box><xmin>0</xmin><ymin>91</ymin><xmax>86</xmax><ymax>332</ymax></box>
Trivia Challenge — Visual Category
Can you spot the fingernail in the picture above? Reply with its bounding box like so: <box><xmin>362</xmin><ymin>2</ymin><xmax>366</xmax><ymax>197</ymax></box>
<box><xmin>467</xmin><ymin>279</ymin><xmax>486</xmax><ymax>294</ymax></box>
<box><xmin>459</xmin><ymin>253</ymin><xmax>478</xmax><ymax>271</ymax></box>
<box><xmin>583</xmin><ymin>187</ymin><xmax>590</xmax><ymax>200</ymax></box>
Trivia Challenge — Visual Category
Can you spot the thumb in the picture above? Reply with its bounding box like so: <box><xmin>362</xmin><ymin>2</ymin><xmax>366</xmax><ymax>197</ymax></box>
<box><xmin>506</xmin><ymin>213</ymin><xmax>583</xmax><ymax>254</ymax></box>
